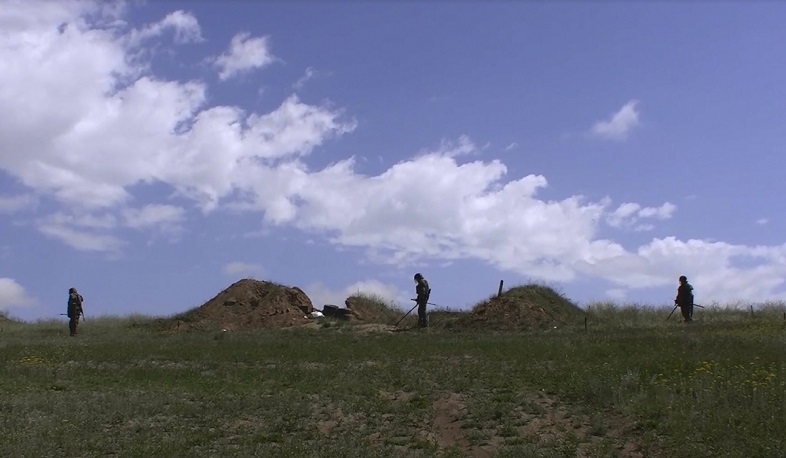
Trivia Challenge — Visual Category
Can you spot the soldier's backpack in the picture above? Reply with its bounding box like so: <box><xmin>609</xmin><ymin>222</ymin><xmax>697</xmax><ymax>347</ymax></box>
<box><xmin>67</xmin><ymin>293</ymin><xmax>82</xmax><ymax>315</ymax></box>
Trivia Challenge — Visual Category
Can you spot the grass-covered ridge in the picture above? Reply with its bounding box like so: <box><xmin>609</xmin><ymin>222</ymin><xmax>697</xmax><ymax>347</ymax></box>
<box><xmin>456</xmin><ymin>283</ymin><xmax>586</xmax><ymax>331</ymax></box>
<box><xmin>2</xmin><ymin>299</ymin><xmax>785</xmax><ymax>457</ymax></box>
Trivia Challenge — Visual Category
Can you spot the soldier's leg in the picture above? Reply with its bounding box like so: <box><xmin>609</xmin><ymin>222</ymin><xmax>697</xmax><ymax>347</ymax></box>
<box><xmin>417</xmin><ymin>302</ymin><xmax>427</xmax><ymax>327</ymax></box>
<box><xmin>680</xmin><ymin>306</ymin><xmax>689</xmax><ymax>322</ymax></box>
<box><xmin>69</xmin><ymin>317</ymin><xmax>79</xmax><ymax>336</ymax></box>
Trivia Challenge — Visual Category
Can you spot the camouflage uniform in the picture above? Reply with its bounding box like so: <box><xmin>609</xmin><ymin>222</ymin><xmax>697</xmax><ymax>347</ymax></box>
<box><xmin>675</xmin><ymin>276</ymin><xmax>694</xmax><ymax>323</ymax></box>
<box><xmin>67</xmin><ymin>288</ymin><xmax>84</xmax><ymax>336</ymax></box>
<box><xmin>414</xmin><ymin>273</ymin><xmax>431</xmax><ymax>328</ymax></box>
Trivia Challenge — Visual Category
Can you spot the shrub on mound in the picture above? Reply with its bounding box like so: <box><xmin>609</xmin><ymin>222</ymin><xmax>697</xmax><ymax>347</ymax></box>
<box><xmin>344</xmin><ymin>293</ymin><xmax>406</xmax><ymax>325</ymax></box>
<box><xmin>458</xmin><ymin>284</ymin><xmax>585</xmax><ymax>331</ymax></box>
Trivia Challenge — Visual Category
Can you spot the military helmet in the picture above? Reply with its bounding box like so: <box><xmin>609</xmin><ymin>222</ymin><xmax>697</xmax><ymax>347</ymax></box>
<box><xmin>414</xmin><ymin>273</ymin><xmax>423</xmax><ymax>281</ymax></box>
<box><xmin>69</xmin><ymin>287</ymin><xmax>77</xmax><ymax>293</ymax></box>
<box><xmin>679</xmin><ymin>275</ymin><xmax>687</xmax><ymax>282</ymax></box>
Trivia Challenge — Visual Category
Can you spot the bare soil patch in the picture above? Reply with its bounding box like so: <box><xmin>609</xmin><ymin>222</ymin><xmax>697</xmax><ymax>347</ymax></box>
<box><xmin>371</xmin><ymin>388</ymin><xmax>645</xmax><ymax>456</ymax></box>
<box><xmin>432</xmin><ymin>393</ymin><xmax>491</xmax><ymax>457</ymax></box>
<box><xmin>172</xmin><ymin>279</ymin><xmax>313</xmax><ymax>331</ymax></box>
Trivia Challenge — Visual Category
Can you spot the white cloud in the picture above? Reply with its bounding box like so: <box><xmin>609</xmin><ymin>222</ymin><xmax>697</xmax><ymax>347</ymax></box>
<box><xmin>504</xmin><ymin>142</ymin><xmax>518</xmax><ymax>152</ymax></box>
<box><xmin>591</xmin><ymin>100</ymin><xmax>640</xmax><ymax>141</ymax></box>
<box><xmin>223</xmin><ymin>261</ymin><xmax>265</xmax><ymax>278</ymax></box>
<box><xmin>38</xmin><ymin>223</ymin><xmax>124</xmax><ymax>253</ymax></box>
<box><xmin>214</xmin><ymin>32</ymin><xmax>275</xmax><ymax>81</ymax></box>
<box><xmin>435</xmin><ymin>135</ymin><xmax>478</xmax><ymax>158</ymax></box>
<box><xmin>127</xmin><ymin>10</ymin><xmax>203</xmax><ymax>45</ymax></box>
<box><xmin>0</xmin><ymin>194</ymin><xmax>37</xmax><ymax>213</ymax></box>
<box><xmin>0</xmin><ymin>278</ymin><xmax>34</xmax><ymax>310</ymax></box>
<box><xmin>293</xmin><ymin>67</ymin><xmax>317</xmax><ymax>90</ymax></box>
<box><xmin>0</xmin><ymin>3</ymin><xmax>353</xmax><ymax>245</ymax></box>
<box><xmin>575</xmin><ymin>237</ymin><xmax>786</xmax><ymax>302</ymax></box>
<box><xmin>122</xmin><ymin>204</ymin><xmax>186</xmax><ymax>231</ymax></box>
<box><xmin>1</xmin><ymin>3</ymin><xmax>784</xmax><ymax>303</ymax></box>
<box><xmin>605</xmin><ymin>289</ymin><xmax>627</xmax><ymax>301</ymax></box>
<box><xmin>607</xmin><ymin>202</ymin><xmax>676</xmax><ymax>231</ymax></box>
<box><xmin>305</xmin><ymin>280</ymin><xmax>408</xmax><ymax>310</ymax></box>
<box><xmin>756</xmin><ymin>218</ymin><xmax>769</xmax><ymax>225</ymax></box>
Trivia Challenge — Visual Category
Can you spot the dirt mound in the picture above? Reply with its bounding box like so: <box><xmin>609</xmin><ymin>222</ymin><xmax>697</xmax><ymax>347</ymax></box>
<box><xmin>458</xmin><ymin>284</ymin><xmax>585</xmax><ymax>331</ymax></box>
<box><xmin>173</xmin><ymin>279</ymin><xmax>314</xmax><ymax>331</ymax></box>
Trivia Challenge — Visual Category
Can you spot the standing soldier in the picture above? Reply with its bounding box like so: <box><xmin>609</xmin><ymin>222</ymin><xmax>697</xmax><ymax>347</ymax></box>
<box><xmin>67</xmin><ymin>287</ymin><xmax>84</xmax><ymax>336</ymax></box>
<box><xmin>414</xmin><ymin>273</ymin><xmax>431</xmax><ymax>329</ymax></box>
<box><xmin>675</xmin><ymin>276</ymin><xmax>694</xmax><ymax>323</ymax></box>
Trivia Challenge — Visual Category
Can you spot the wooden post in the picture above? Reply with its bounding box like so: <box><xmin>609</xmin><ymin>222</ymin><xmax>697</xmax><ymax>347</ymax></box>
<box><xmin>497</xmin><ymin>280</ymin><xmax>504</xmax><ymax>297</ymax></box>
<box><xmin>584</xmin><ymin>316</ymin><xmax>587</xmax><ymax>332</ymax></box>
<box><xmin>751</xmin><ymin>305</ymin><xmax>754</xmax><ymax>317</ymax></box>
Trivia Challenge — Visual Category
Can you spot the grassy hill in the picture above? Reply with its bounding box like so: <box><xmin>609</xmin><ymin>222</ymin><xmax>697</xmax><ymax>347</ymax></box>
<box><xmin>1</xmin><ymin>301</ymin><xmax>785</xmax><ymax>457</ymax></box>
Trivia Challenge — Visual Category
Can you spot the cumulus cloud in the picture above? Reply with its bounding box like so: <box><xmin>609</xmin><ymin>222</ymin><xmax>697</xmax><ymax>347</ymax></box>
<box><xmin>0</xmin><ymin>278</ymin><xmax>34</xmax><ymax>310</ymax></box>
<box><xmin>606</xmin><ymin>202</ymin><xmax>676</xmax><ymax>231</ymax></box>
<box><xmin>223</xmin><ymin>261</ymin><xmax>265</xmax><ymax>278</ymax></box>
<box><xmin>591</xmin><ymin>100</ymin><xmax>640</xmax><ymax>141</ymax></box>
<box><xmin>305</xmin><ymin>280</ymin><xmax>408</xmax><ymax>310</ymax></box>
<box><xmin>0</xmin><ymin>3</ymin><xmax>353</xmax><ymax>249</ymax></box>
<box><xmin>1</xmin><ymin>2</ymin><xmax>784</xmax><ymax>303</ymax></box>
<box><xmin>576</xmin><ymin>237</ymin><xmax>786</xmax><ymax>302</ymax></box>
<box><xmin>214</xmin><ymin>32</ymin><xmax>275</xmax><ymax>80</ymax></box>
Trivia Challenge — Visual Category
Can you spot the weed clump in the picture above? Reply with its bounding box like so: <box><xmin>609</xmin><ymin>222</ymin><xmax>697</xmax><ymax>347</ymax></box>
<box><xmin>344</xmin><ymin>293</ymin><xmax>405</xmax><ymax>325</ymax></box>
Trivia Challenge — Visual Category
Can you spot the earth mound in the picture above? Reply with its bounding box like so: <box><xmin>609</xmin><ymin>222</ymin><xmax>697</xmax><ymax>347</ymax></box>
<box><xmin>457</xmin><ymin>284</ymin><xmax>585</xmax><ymax>331</ymax></box>
<box><xmin>173</xmin><ymin>279</ymin><xmax>314</xmax><ymax>331</ymax></box>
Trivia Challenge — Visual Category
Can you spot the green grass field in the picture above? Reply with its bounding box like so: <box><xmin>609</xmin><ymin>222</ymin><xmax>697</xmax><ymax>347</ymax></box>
<box><xmin>2</xmin><ymin>302</ymin><xmax>785</xmax><ymax>457</ymax></box>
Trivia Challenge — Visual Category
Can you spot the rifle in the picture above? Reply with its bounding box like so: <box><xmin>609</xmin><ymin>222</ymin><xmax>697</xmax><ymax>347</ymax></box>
<box><xmin>410</xmin><ymin>298</ymin><xmax>440</xmax><ymax>306</ymax></box>
<box><xmin>59</xmin><ymin>311</ymin><xmax>86</xmax><ymax>321</ymax></box>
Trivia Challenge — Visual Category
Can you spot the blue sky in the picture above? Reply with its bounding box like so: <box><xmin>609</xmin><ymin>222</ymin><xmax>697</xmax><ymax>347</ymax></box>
<box><xmin>2</xmin><ymin>1</ymin><xmax>785</xmax><ymax>321</ymax></box>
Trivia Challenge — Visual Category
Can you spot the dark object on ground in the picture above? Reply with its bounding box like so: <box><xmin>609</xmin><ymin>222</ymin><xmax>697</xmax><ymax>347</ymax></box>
<box><xmin>321</xmin><ymin>304</ymin><xmax>353</xmax><ymax>320</ymax></box>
